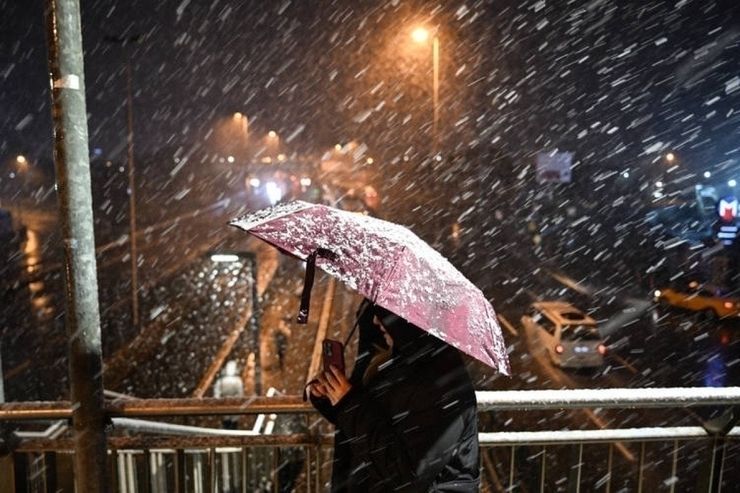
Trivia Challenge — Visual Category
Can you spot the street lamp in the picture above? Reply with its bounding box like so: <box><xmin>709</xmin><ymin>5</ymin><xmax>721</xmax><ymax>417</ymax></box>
<box><xmin>233</xmin><ymin>112</ymin><xmax>249</xmax><ymax>135</ymax></box>
<box><xmin>266</xmin><ymin>131</ymin><xmax>280</xmax><ymax>162</ymax></box>
<box><xmin>411</xmin><ymin>27</ymin><xmax>440</xmax><ymax>154</ymax></box>
<box><xmin>233</xmin><ymin>112</ymin><xmax>249</xmax><ymax>156</ymax></box>
<box><xmin>105</xmin><ymin>34</ymin><xmax>141</xmax><ymax>330</ymax></box>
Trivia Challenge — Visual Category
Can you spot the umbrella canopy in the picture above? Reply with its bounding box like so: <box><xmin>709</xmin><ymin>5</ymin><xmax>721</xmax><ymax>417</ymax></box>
<box><xmin>230</xmin><ymin>200</ymin><xmax>510</xmax><ymax>375</ymax></box>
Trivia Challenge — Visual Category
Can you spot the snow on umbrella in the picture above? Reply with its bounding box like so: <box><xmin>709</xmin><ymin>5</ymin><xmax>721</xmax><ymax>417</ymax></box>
<box><xmin>230</xmin><ymin>200</ymin><xmax>511</xmax><ymax>375</ymax></box>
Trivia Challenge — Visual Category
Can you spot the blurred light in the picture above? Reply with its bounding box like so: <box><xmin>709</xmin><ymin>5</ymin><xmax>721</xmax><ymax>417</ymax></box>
<box><xmin>300</xmin><ymin>177</ymin><xmax>312</xmax><ymax>187</ymax></box>
<box><xmin>334</xmin><ymin>144</ymin><xmax>342</xmax><ymax>151</ymax></box>
<box><xmin>729</xmin><ymin>179</ymin><xmax>737</xmax><ymax>188</ymax></box>
<box><xmin>268</xmin><ymin>130</ymin><xmax>277</xmax><ymax>138</ymax></box>
<box><xmin>233</xmin><ymin>112</ymin><xmax>244</xmax><ymax>120</ymax></box>
<box><xmin>277</xmin><ymin>153</ymin><xmax>286</xmax><ymax>161</ymax></box>
<box><xmin>720</xmin><ymin>332</ymin><xmax>730</xmax><ymax>346</ymax></box>
<box><xmin>411</xmin><ymin>27</ymin><xmax>430</xmax><ymax>43</ymax></box>
<box><xmin>227</xmin><ymin>155</ymin><xmax>235</xmax><ymax>163</ymax></box>
<box><xmin>598</xmin><ymin>344</ymin><xmax>607</xmax><ymax>356</ymax></box>
<box><xmin>665</xmin><ymin>152</ymin><xmax>675</xmax><ymax>162</ymax></box>
<box><xmin>249</xmin><ymin>177</ymin><xmax>260</xmax><ymax>187</ymax></box>
<box><xmin>704</xmin><ymin>171</ymin><xmax>712</xmax><ymax>179</ymax></box>
<box><xmin>622</xmin><ymin>171</ymin><xmax>630</xmax><ymax>179</ymax></box>
<box><xmin>265</xmin><ymin>181</ymin><xmax>282</xmax><ymax>204</ymax></box>
<box><xmin>211</xmin><ymin>254</ymin><xmax>240</xmax><ymax>262</ymax></box>
<box><xmin>367</xmin><ymin>157</ymin><xmax>374</xmax><ymax>165</ymax></box>
<box><xmin>451</xmin><ymin>222</ymin><xmax>460</xmax><ymax>240</ymax></box>
<box><xmin>16</xmin><ymin>155</ymin><xmax>27</xmax><ymax>164</ymax></box>
<box><xmin>655</xmin><ymin>181</ymin><xmax>663</xmax><ymax>188</ymax></box>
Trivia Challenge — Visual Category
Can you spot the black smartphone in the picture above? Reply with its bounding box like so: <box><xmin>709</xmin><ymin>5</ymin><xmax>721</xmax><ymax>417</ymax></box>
<box><xmin>322</xmin><ymin>339</ymin><xmax>345</xmax><ymax>373</ymax></box>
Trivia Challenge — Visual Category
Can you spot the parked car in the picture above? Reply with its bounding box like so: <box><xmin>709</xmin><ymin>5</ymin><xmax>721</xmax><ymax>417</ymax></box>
<box><xmin>521</xmin><ymin>301</ymin><xmax>606</xmax><ymax>369</ymax></box>
<box><xmin>653</xmin><ymin>280</ymin><xmax>740</xmax><ymax>320</ymax></box>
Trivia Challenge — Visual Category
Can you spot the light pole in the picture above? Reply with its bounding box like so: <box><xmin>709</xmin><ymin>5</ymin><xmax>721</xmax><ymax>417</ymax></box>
<box><xmin>234</xmin><ymin>112</ymin><xmax>249</xmax><ymax>137</ymax></box>
<box><xmin>105</xmin><ymin>34</ymin><xmax>141</xmax><ymax>330</ymax></box>
<box><xmin>266</xmin><ymin>130</ymin><xmax>280</xmax><ymax>162</ymax></box>
<box><xmin>412</xmin><ymin>27</ymin><xmax>440</xmax><ymax>154</ymax></box>
<box><xmin>233</xmin><ymin>112</ymin><xmax>249</xmax><ymax>160</ymax></box>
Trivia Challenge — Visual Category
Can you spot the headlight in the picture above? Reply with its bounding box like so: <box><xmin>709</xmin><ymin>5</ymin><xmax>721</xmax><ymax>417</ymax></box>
<box><xmin>653</xmin><ymin>290</ymin><xmax>662</xmax><ymax>298</ymax></box>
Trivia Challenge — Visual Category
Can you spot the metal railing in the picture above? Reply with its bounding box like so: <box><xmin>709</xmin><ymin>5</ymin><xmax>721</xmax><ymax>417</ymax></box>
<box><xmin>1</xmin><ymin>387</ymin><xmax>739</xmax><ymax>492</ymax></box>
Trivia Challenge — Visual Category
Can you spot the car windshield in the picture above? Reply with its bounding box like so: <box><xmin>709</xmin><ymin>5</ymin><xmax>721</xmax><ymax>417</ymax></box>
<box><xmin>560</xmin><ymin>311</ymin><xmax>587</xmax><ymax>321</ymax></box>
<box><xmin>561</xmin><ymin>325</ymin><xmax>600</xmax><ymax>341</ymax></box>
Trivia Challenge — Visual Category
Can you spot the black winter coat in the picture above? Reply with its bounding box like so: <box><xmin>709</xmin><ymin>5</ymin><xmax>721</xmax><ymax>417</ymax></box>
<box><xmin>312</xmin><ymin>336</ymin><xmax>480</xmax><ymax>492</ymax></box>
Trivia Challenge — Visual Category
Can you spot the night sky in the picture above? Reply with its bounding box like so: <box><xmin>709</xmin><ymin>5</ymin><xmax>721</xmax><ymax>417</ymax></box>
<box><xmin>2</xmin><ymin>0</ymin><xmax>740</xmax><ymax>178</ymax></box>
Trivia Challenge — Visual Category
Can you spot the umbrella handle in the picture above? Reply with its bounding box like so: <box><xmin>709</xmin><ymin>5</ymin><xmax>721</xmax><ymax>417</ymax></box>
<box><xmin>297</xmin><ymin>248</ymin><xmax>337</xmax><ymax>324</ymax></box>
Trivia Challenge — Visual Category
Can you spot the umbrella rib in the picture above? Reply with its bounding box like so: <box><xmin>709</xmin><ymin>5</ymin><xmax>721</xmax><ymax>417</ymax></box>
<box><xmin>374</xmin><ymin>244</ymin><xmax>406</xmax><ymax>304</ymax></box>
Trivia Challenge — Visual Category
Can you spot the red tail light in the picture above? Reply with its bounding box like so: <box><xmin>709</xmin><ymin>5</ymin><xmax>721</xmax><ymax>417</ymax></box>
<box><xmin>555</xmin><ymin>345</ymin><xmax>564</xmax><ymax>354</ymax></box>
<box><xmin>598</xmin><ymin>344</ymin><xmax>607</xmax><ymax>355</ymax></box>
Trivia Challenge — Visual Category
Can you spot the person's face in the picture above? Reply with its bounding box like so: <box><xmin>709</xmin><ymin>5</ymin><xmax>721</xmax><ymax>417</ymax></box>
<box><xmin>373</xmin><ymin>315</ymin><xmax>394</xmax><ymax>348</ymax></box>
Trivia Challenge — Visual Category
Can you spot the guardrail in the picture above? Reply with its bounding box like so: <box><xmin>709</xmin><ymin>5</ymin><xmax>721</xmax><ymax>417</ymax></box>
<box><xmin>1</xmin><ymin>387</ymin><xmax>739</xmax><ymax>492</ymax></box>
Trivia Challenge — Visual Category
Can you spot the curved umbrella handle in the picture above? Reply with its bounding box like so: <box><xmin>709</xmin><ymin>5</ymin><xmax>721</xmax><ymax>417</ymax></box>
<box><xmin>297</xmin><ymin>248</ymin><xmax>337</xmax><ymax>324</ymax></box>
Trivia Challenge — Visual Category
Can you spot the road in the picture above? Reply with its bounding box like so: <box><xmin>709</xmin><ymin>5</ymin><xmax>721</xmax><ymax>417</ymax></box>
<box><xmin>4</xmin><ymin>192</ymin><xmax>739</xmax><ymax>402</ymax></box>
<box><xmin>3</xmin><ymin>191</ymin><xmax>740</xmax><ymax>489</ymax></box>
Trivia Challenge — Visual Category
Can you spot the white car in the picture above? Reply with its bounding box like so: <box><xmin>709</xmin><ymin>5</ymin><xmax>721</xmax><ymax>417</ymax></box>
<box><xmin>521</xmin><ymin>301</ymin><xmax>606</xmax><ymax>369</ymax></box>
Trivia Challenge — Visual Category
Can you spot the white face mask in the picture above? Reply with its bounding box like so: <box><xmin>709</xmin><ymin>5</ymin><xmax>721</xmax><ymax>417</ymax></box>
<box><xmin>373</xmin><ymin>315</ymin><xmax>394</xmax><ymax>348</ymax></box>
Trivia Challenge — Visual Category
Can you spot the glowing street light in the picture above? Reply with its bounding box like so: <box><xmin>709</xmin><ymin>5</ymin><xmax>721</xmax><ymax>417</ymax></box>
<box><xmin>233</xmin><ymin>112</ymin><xmax>248</xmax><ymax>139</ymax></box>
<box><xmin>411</xmin><ymin>27</ymin><xmax>440</xmax><ymax>153</ymax></box>
<box><xmin>267</xmin><ymin>130</ymin><xmax>280</xmax><ymax>160</ymax></box>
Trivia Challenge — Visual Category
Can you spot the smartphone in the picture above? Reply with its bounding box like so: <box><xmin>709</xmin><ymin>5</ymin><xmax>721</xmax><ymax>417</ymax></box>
<box><xmin>322</xmin><ymin>339</ymin><xmax>345</xmax><ymax>373</ymax></box>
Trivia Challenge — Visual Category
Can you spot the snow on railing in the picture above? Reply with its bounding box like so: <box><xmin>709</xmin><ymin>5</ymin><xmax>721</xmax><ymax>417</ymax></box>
<box><xmin>475</xmin><ymin>387</ymin><xmax>740</xmax><ymax>410</ymax></box>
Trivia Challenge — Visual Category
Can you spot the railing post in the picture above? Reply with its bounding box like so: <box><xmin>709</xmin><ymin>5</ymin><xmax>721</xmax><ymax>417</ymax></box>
<box><xmin>44</xmin><ymin>451</ymin><xmax>58</xmax><ymax>493</ymax></box>
<box><xmin>696</xmin><ymin>437</ymin><xmax>728</xmax><ymax>493</ymax></box>
<box><xmin>175</xmin><ymin>449</ymin><xmax>186</xmax><ymax>493</ymax></box>
<box><xmin>14</xmin><ymin>452</ymin><xmax>28</xmax><ymax>493</ymax></box>
<box><xmin>567</xmin><ymin>444</ymin><xmax>583</xmax><ymax>493</ymax></box>
<box><xmin>540</xmin><ymin>445</ymin><xmax>547</xmax><ymax>493</ymax></box>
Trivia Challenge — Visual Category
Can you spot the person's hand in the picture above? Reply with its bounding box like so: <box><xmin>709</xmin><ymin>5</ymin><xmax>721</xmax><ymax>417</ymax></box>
<box><xmin>307</xmin><ymin>377</ymin><xmax>328</xmax><ymax>399</ymax></box>
<box><xmin>318</xmin><ymin>365</ymin><xmax>352</xmax><ymax>406</ymax></box>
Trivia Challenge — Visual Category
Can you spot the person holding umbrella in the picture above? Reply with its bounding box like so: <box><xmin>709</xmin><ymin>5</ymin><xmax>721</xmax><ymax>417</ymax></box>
<box><xmin>308</xmin><ymin>299</ymin><xmax>480</xmax><ymax>492</ymax></box>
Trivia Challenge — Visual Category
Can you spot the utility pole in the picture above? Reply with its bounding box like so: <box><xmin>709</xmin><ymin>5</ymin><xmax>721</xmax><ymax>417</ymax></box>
<box><xmin>45</xmin><ymin>0</ymin><xmax>108</xmax><ymax>489</ymax></box>
<box><xmin>432</xmin><ymin>35</ymin><xmax>440</xmax><ymax>155</ymax></box>
<box><xmin>105</xmin><ymin>34</ymin><xmax>141</xmax><ymax>330</ymax></box>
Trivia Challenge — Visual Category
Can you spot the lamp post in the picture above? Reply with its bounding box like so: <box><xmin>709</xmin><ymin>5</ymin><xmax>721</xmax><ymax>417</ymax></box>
<box><xmin>264</xmin><ymin>130</ymin><xmax>281</xmax><ymax>163</ymax></box>
<box><xmin>411</xmin><ymin>27</ymin><xmax>440</xmax><ymax>154</ymax></box>
<box><xmin>104</xmin><ymin>34</ymin><xmax>141</xmax><ymax>330</ymax></box>
<box><xmin>234</xmin><ymin>112</ymin><xmax>249</xmax><ymax>138</ymax></box>
<box><xmin>233</xmin><ymin>112</ymin><xmax>249</xmax><ymax>160</ymax></box>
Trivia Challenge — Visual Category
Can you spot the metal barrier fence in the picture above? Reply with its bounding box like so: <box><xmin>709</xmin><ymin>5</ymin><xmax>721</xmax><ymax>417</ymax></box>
<box><xmin>1</xmin><ymin>387</ymin><xmax>739</xmax><ymax>492</ymax></box>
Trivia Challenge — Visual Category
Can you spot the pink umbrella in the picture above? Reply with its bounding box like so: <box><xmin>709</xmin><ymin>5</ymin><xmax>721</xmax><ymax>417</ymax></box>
<box><xmin>230</xmin><ymin>200</ymin><xmax>510</xmax><ymax>375</ymax></box>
